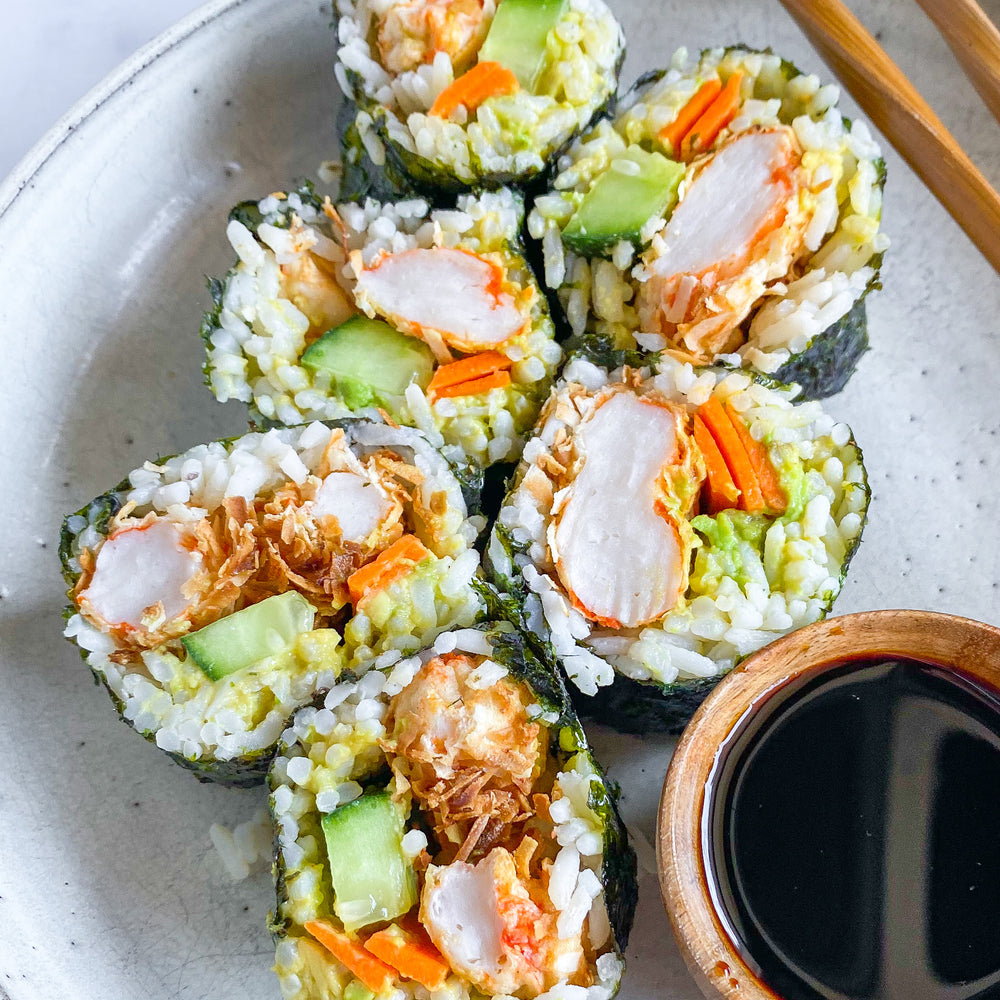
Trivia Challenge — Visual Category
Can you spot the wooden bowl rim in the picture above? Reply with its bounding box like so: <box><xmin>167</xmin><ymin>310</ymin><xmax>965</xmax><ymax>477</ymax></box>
<box><xmin>656</xmin><ymin>609</ymin><xmax>1000</xmax><ymax>1000</ymax></box>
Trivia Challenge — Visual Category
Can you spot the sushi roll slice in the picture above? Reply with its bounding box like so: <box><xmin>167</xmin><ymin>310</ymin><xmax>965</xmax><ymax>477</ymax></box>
<box><xmin>204</xmin><ymin>185</ymin><xmax>562</xmax><ymax>467</ymax></box>
<box><xmin>529</xmin><ymin>46</ymin><xmax>890</xmax><ymax>399</ymax></box>
<box><xmin>269</xmin><ymin>624</ymin><xmax>635</xmax><ymax>1000</ymax></box>
<box><xmin>60</xmin><ymin>421</ymin><xmax>484</xmax><ymax>785</ymax></box>
<box><xmin>333</xmin><ymin>0</ymin><xmax>625</xmax><ymax>193</ymax></box>
<box><xmin>487</xmin><ymin>353</ymin><xmax>870</xmax><ymax>733</ymax></box>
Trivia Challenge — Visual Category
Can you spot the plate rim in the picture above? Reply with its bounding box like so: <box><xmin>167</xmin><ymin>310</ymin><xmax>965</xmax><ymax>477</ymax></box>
<box><xmin>0</xmin><ymin>0</ymin><xmax>248</xmax><ymax>220</ymax></box>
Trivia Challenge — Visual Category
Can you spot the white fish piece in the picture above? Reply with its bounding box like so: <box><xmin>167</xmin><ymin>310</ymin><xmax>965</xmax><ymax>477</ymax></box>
<box><xmin>354</xmin><ymin>247</ymin><xmax>529</xmax><ymax>359</ymax></box>
<box><xmin>81</xmin><ymin>519</ymin><xmax>203</xmax><ymax>629</ymax></box>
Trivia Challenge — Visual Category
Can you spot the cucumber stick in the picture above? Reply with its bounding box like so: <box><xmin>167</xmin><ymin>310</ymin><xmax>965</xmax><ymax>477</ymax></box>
<box><xmin>321</xmin><ymin>791</ymin><xmax>417</xmax><ymax>933</ymax></box>
<box><xmin>563</xmin><ymin>145</ymin><xmax>686</xmax><ymax>257</ymax></box>
<box><xmin>182</xmin><ymin>592</ymin><xmax>316</xmax><ymax>681</ymax></box>
<box><xmin>301</xmin><ymin>316</ymin><xmax>434</xmax><ymax>410</ymax></box>
<box><xmin>479</xmin><ymin>0</ymin><xmax>568</xmax><ymax>92</ymax></box>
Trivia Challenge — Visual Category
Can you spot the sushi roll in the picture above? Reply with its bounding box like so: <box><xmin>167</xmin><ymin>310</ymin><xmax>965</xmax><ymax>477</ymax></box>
<box><xmin>529</xmin><ymin>46</ymin><xmax>890</xmax><ymax>398</ymax></box>
<box><xmin>204</xmin><ymin>185</ymin><xmax>562</xmax><ymax>467</ymax></box>
<box><xmin>269</xmin><ymin>624</ymin><xmax>636</xmax><ymax>1000</ymax></box>
<box><xmin>333</xmin><ymin>0</ymin><xmax>625</xmax><ymax>193</ymax></box>
<box><xmin>60</xmin><ymin>421</ymin><xmax>484</xmax><ymax>785</ymax></box>
<box><xmin>487</xmin><ymin>353</ymin><xmax>870</xmax><ymax>733</ymax></box>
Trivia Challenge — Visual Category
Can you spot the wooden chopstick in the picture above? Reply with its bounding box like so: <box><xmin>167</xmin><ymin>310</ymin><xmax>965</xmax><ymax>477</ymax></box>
<box><xmin>776</xmin><ymin>0</ymin><xmax>1000</xmax><ymax>277</ymax></box>
<box><xmin>912</xmin><ymin>0</ymin><xmax>1000</xmax><ymax>124</ymax></box>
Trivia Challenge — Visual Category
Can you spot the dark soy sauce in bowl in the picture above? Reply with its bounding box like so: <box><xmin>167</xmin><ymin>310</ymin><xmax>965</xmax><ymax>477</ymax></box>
<box><xmin>705</xmin><ymin>657</ymin><xmax>1000</xmax><ymax>1000</ymax></box>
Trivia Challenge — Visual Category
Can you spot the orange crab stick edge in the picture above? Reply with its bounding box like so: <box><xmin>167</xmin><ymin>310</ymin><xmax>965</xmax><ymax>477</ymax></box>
<box><xmin>304</xmin><ymin>921</ymin><xmax>397</xmax><ymax>994</ymax></box>
<box><xmin>347</xmin><ymin>534</ymin><xmax>432</xmax><ymax>608</ymax></box>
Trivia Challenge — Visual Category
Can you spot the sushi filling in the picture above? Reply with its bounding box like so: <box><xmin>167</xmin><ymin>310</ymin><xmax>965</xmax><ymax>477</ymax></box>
<box><xmin>335</xmin><ymin>0</ymin><xmax>624</xmax><ymax>185</ymax></box>
<box><xmin>62</xmin><ymin>423</ymin><xmax>483</xmax><ymax>767</ymax></box>
<box><xmin>530</xmin><ymin>46</ymin><xmax>889</xmax><ymax>374</ymax></box>
<box><xmin>204</xmin><ymin>188</ymin><xmax>561</xmax><ymax>466</ymax></box>
<box><xmin>493</xmin><ymin>356</ymin><xmax>869</xmax><ymax>696</ymax></box>
<box><xmin>271</xmin><ymin>632</ymin><xmax>624</xmax><ymax>1000</ymax></box>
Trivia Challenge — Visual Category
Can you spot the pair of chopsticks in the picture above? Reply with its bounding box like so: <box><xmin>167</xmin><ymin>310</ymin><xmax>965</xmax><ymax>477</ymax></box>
<box><xmin>778</xmin><ymin>0</ymin><xmax>1000</xmax><ymax>276</ymax></box>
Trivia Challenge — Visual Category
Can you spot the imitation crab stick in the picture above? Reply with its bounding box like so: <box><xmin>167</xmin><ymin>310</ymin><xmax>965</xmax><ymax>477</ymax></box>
<box><xmin>426</xmin><ymin>351</ymin><xmax>513</xmax><ymax>400</ymax></box>
<box><xmin>348</xmin><ymin>534</ymin><xmax>432</xmax><ymax>607</ymax></box>
<box><xmin>429</xmin><ymin>61</ymin><xmax>520</xmax><ymax>119</ymax></box>
<box><xmin>364</xmin><ymin>922</ymin><xmax>450</xmax><ymax>991</ymax></box>
<box><xmin>725</xmin><ymin>402</ymin><xmax>788</xmax><ymax>514</ymax></box>
<box><xmin>693</xmin><ymin>414</ymin><xmax>740</xmax><ymax>514</ymax></box>
<box><xmin>680</xmin><ymin>71</ymin><xmax>743</xmax><ymax>160</ymax></box>
<box><xmin>658</xmin><ymin>78</ymin><xmax>723</xmax><ymax>155</ymax></box>
<box><xmin>304</xmin><ymin>921</ymin><xmax>396</xmax><ymax>993</ymax></box>
<box><xmin>697</xmin><ymin>395</ymin><xmax>764</xmax><ymax>513</ymax></box>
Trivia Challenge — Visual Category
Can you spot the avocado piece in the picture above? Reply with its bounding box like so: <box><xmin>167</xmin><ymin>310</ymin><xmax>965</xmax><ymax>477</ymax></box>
<box><xmin>301</xmin><ymin>316</ymin><xmax>435</xmax><ymax>409</ymax></box>
<box><xmin>562</xmin><ymin>145</ymin><xmax>686</xmax><ymax>257</ymax></box>
<box><xmin>181</xmin><ymin>592</ymin><xmax>317</xmax><ymax>681</ymax></box>
<box><xmin>321</xmin><ymin>791</ymin><xmax>417</xmax><ymax>932</ymax></box>
<box><xmin>478</xmin><ymin>0</ymin><xmax>568</xmax><ymax>93</ymax></box>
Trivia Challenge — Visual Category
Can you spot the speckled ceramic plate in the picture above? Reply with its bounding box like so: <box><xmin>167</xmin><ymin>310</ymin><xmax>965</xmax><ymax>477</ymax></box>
<box><xmin>1</xmin><ymin>0</ymin><xmax>999</xmax><ymax>997</ymax></box>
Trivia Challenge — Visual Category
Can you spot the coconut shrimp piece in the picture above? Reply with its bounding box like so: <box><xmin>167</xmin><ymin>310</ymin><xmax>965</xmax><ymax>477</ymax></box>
<box><xmin>311</xmin><ymin>471</ymin><xmax>394</xmax><ymax>545</ymax></box>
<box><xmin>377</xmin><ymin>0</ymin><xmax>492</xmax><ymax>76</ymax></box>
<box><xmin>421</xmin><ymin>847</ymin><xmax>581</xmax><ymax>996</ymax></box>
<box><xmin>79</xmin><ymin>519</ymin><xmax>204</xmax><ymax>632</ymax></box>
<box><xmin>638</xmin><ymin>126</ymin><xmax>810</xmax><ymax>359</ymax></box>
<box><xmin>549</xmin><ymin>391</ymin><xmax>701</xmax><ymax>629</ymax></box>
<box><xmin>353</xmin><ymin>247</ymin><xmax>530</xmax><ymax>361</ymax></box>
<box><xmin>386</xmin><ymin>653</ymin><xmax>544</xmax><ymax>861</ymax></box>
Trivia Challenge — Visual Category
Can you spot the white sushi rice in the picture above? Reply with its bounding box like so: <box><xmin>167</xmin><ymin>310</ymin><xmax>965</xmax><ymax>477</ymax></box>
<box><xmin>492</xmin><ymin>357</ymin><xmax>870</xmax><ymax>696</ymax></box>
<box><xmin>530</xmin><ymin>46</ymin><xmax>890</xmax><ymax>374</ymax></box>
<box><xmin>270</xmin><ymin>628</ymin><xmax>624</xmax><ymax>1000</ymax></box>
<box><xmin>62</xmin><ymin>423</ymin><xmax>485</xmax><ymax>769</ymax></box>
<box><xmin>204</xmin><ymin>187</ymin><xmax>561</xmax><ymax>467</ymax></box>
<box><xmin>335</xmin><ymin>0</ymin><xmax>624</xmax><ymax>186</ymax></box>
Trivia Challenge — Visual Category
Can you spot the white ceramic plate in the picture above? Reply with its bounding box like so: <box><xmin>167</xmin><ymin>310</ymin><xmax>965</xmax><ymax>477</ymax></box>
<box><xmin>2</xmin><ymin>1</ymin><xmax>999</xmax><ymax>997</ymax></box>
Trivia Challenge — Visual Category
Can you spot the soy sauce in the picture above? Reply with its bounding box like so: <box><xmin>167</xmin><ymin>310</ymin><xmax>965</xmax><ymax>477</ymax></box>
<box><xmin>705</xmin><ymin>658</ymin><xmax>1000</xmax><ymax>1000</ymax></box>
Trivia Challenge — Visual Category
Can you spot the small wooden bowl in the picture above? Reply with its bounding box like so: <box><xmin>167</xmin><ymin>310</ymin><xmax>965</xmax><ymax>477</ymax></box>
<box><xmin>657</xmin><ymin>610</ymin><xmax>1000</xmax><ymax>1000</ymax></box>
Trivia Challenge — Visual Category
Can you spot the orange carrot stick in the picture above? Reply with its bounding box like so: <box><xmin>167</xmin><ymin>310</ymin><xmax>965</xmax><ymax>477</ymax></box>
<box><xmin>426</xmin><ymin>351</ymin><xmax>512</xmax><ymax>396</ymax></box>
<box><xmin>693</xmin><ymin>414</ymin><xmax>740</xmax><ymax>514</ymax></box>
<box><xmin>430</xmin><ymin>370</ymin><xmax>512</xmax><ymax>400</ymax></box>
<box><xmin>697</xmin><ymin>395</ymin><xmax>764</xmax><ymax>513</ymax></box>
<box><xmin>429</xmin><ymin>61</ymin><xmax>520</xmax><ymax>119</ymax></box>
<box><xmin>658</xmin><ymin>78</ymin><xmax>723</xmax><ymax>155</ymax></box>
<box><xmin>680</xmin><ymin>71</ymin><xmax>743</xmax><ymax>160</ymax></box>
<box><xmin>364</xmin><ymin>923</ymin><xmax>450</xmax><ymax>991</ymax></box>
<box><xmin>348</xmin><ymin>534</ymin><xmax>432</xmax><ymax>607</ymax></box>
<box><xmin>304</xmin><ymin>921</ymin><xmax>396</xmax><ymax>994</ymax></box>
<box><xmin>724</xmin><ymin>402</ymin><xmax>788</xmax><ymax>514</ymax></box>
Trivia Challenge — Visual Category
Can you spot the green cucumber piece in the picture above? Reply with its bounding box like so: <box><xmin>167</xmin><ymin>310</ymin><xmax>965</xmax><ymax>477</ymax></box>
<box><xmin>181</xmin><ymin>592</ymin><xmax>316</xmax><ymax>681</ymax></box>
<box><xmin>478</xmin><ymin>0</ymin><xmax>568</xmax><ymax>93</ymax></box>
<box><xmin>301</xmin><ymin>316</ymin><xmax>435</xmax><ymax>409</ymax></box>
<box><xmin>321</xmin><ymin>791</ymin><xmax>417</xmax><ymax>932</ymax></box>
<box><xmin>562</xmin><ymin>145</ymin><xmax>686</xmax><ymax>257</ymax></box>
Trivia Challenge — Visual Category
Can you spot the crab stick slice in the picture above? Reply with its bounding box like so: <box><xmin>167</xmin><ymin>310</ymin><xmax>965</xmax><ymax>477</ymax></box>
<box><xmin>81</xmin><ymin>519</ymin><xmax>203</xmax><ymax>630</ymax></box>
<box><xmin>641</xmin><ymin>128</ymin><xmax>802</xmax><ymax>324</ymax></box>
<box><xmin>354</xmin><ymin>248</ymin><xmax>529</xmax><ymax>359</ymax></box>
<box><xmin>550</xmin><ymin>392</ymin><xmax>688</xmax><ymax>628</ymax></box>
